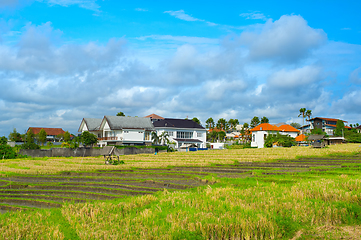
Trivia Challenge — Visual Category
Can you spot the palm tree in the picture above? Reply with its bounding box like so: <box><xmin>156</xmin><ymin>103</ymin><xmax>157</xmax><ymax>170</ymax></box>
<box><xmin>159</xmin><ymin>132</ymin><xmax>170</xmax><ymax>145</ymax></box>
<box><xmin>151</xmin><ymin>132</ymin><xmax>160</xmax><ymax>145</ymax></box>
<box><xmin>205</xmin><ymin>118</ymin><xmax>214</xmax><ymax>129</ymax></box>
<box><xmin>298</xmin><ymin>108</ymin><xmax>306</xmax><ymax>127</ymax></box>
<box><xmin>305</xmin><ymin>110</ymin><xmax>312</xmax><ymax>120</ymax></box>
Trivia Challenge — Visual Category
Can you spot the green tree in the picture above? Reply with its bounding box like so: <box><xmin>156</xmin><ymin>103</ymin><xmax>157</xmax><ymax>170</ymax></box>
<box><xmin>290</xmin><ymin>122</ymin><xmax>301</xmax><ymax>129</ymax></box>
<box><xmin>228</xmin><ymin>119</ymin><xmax>240</xmax><ymax>130</ymax></box>
<box><xmin>250</xmin><ymin>116</ymin><xmax>260</xmax><ymax>128</ymax></box>
<box><xmin>298</xmin><ymin>108</ymin><xmax>306</xmax><ymax>127</ymax></box>
<box><xmin>334</xmin><ymin>120</ymin><xmax>345</xmax><ymax>137</ymax></box>
<box><xmin>217</xmin><ymin>131</ymin><xmax>226</xmax><ymax>142</ymax></box>
<box><xmin>0</xmin><ymin>144</ymin><xmax>17</xmax><ymax>159</ymax></box>
<box><xmin>192</xmin><ymin>117</ymin><xmax>201</xmax><ymax>125</ymax></box>
<box><xmin>205</xmin><ymin>118</ymin><xmax>215</xmax><ymax>129</ymax></box>
<box><xmin>26</xmin><ymin>129</ymin><xmax>35</xmax><ymax>144</ymax></box>
<box><xmin>311</xmin><ymin>128</ymin><xmax>326</xmax><ymax>136</ymax></box>
<box><xmin>216</xmin><ymin>118</ymin><xmax>228</xmax><ymax>131</ymax></box>
<box><xmin>260</xmin><ymin>116</ymin><xmax>269</xmax><ymax>123</ymax></box>
<box><xmin>305</xmin><ymin>110</ymin><xmax>312</xmax><ymax>120</ymax></box>
<box><xmin>159</xmin><ymin>132</ymin><xmax>170</xmax><ymax>145</ymax></box>
<box><xmin>8</xmin><ymin>128</ymin><xmax>22</xmax><ymax>142</ymax></box>
<box><xmin>38</xmin><ymin>129</ymin><xmax>47</xmax><ymax>146</ymax></box>
<box><xmin>151</xmin><ymin>132</ymin><xmax>160</xmax><ymax>145</ymax></box>
<box><xmin>63</xmin><ymin>131</ymin><xmax>71</xmax><ymax>142</ymax></box>
<box><xmin>116</xmin><ymin>112</ymin><xmax>125</xmax><ymax>116</ymax></box>
<box><xmin>81</xmin><ymin>131</ymin><xmax>98</xmax><ymax>147</ymax></box>
<box><xmin>0</xmin><ymin>136</ymin><xmax>7</xmax><ymax>145</ymax></box>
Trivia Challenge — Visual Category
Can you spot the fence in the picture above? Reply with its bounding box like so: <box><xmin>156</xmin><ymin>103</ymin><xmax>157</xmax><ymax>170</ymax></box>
<box><xmin>19</xmin><ymin>147</ymin><xmax>156</xmax><ymax>158</ymax></box>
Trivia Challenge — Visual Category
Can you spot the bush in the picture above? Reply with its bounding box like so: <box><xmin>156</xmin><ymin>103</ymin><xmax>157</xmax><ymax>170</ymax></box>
<box><xmin>20</xmin><ymin>142</ymin><xmax>40</xmax><ymax>150</ymax></box>
<box><xmin>264</xmin><ymin>133</ymin><xmax>296</xmax><ymax>148</ymax></box>
<box><xmin>0</xmin><ymin>144</ymin><xmax>17</xmax><ymax>159</ymax></box>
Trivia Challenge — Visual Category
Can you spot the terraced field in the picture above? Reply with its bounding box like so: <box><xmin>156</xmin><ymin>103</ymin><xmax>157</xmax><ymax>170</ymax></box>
<box><xmin>1</xmin><ymin>155</ymin><xmax>360</xmax><ymax>213</ymax></box>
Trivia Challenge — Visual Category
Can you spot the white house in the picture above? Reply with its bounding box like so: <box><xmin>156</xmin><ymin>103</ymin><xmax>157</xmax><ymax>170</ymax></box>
<box><xmin>78</xmin><ymin>118</ymin><xmax>103</xmax><ymax>138</ymax></box>
<box><xmin>250</xmin><ymin>123</ymin><xmax>300</xmax><ymax>148</ymax></box>
<box><xmin>79</xmin><ymin>116</ymin><xmax>155</xmax><ymax>146</ymax></box>
<box><xmin>152</xmin><ymin>118</ymin><xmax>207</xmax><ymax>149</ymax></box>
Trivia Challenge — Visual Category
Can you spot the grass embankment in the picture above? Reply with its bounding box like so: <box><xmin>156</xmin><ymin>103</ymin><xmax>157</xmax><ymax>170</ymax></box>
<box><xmin>0</xmin><ymin>144</ymin><xmax>360</xmax><ymax>239</ymax></box>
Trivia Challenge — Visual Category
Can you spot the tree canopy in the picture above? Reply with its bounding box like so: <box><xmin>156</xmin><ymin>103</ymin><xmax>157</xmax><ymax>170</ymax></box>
<box><xmin>116</xmin><ymin>112</ymin><xmax>125</xmax><ymax>116</ymax></box>
<box><xmin>205</xmin><ymin>118</ymin><xmax>215</xmax><ymax>129</ymax></box>
<box><xmin>38</xmin><ymin>129</ymin><xmax>47</xmax><ymax>146</ymax></box>
<box><xmin>8</xmin><ymin>128</ymin><xmax>22</xmax><ymax>142</ymax></box>
<box><xmin>334</xmin><ymin>120</ymin><xmax>345</xmax><ymax>137</ymax></box>
<box><xmin>81</xmin><ymin>131</ymin><xmax>98</xmax><ymax>147</ymax></box>
<box><xmin>250</xmin><ymin>116</ymin><xmax>260</xmax><ymax>128</ymax></box>
<box><xmin>192</xmin><ymin>117</ymin><xmax>201</xmax><ymax>125</ymax></box>
<box><xmin>260</xmin><ymin>116</ymin><xmax>269</xmax><ymax>124</ymax></box>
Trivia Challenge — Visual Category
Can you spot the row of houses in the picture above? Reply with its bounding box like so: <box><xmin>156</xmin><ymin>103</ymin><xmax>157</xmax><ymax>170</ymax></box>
<box><xmin>27</xmin><ymin>115</ymin><xmax>358</xmax><ymax>149</ymax></box>
<box><xmin>78</xmin><ymin>114</ymin><xmax>207</xmax><ymax>149</ymax></box>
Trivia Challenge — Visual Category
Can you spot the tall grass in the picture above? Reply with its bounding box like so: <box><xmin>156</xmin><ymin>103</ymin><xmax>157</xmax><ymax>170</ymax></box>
<box><xmin>1</xmin><ymin>171</ymin><xmax>360</xmax><ymax>239</ymax></box>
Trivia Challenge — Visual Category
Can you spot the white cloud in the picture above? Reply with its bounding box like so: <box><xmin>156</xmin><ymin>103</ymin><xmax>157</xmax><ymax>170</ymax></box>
<box><xmin>40</xmin><ymin>0</ymin><xmax>100</xmax><ymax>12</ymax></box>
<box><xmin>268</xmin><ymin>66</ymin><xmax>322</xmax><ymax>88</ymax></box>
<box><xmin>136</xmin><ymin>35</ymin><xmax>219</xmax><ymax>45</ymax></box>
<box><xmin>164</xmin><ymin>10</ymin><xmax>217</xmax><ymax>26</ymax></box>
<box><xmin>240</xmin><ymin>11</ymin><xmax>268</xmax><ymax>21</ymax></box>
<box><xmin>164</xmin><ymin>10</ymin><xmax>200</xmax><ymax>22</ymax></box>
<box><xmin>239</xmin><ymin>15</ymin><xmax>327</xmax><ymax>63</ymax></box>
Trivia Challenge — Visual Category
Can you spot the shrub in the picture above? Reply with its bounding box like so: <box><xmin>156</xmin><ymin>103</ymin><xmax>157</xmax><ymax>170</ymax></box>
<box><xmin>20</xmin><ymin>142</ymin><xmax>40</xmax><ymax>150</ymax></box>
<box><xmin>0</xmin><ymin>144</ymin><xmax>17</xmax><ymax>159</ymax></box>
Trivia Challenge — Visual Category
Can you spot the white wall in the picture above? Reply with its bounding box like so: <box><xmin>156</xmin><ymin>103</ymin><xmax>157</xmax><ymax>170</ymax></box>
<box><xmin>155</xmin><ymin>128</ymin><xmax>207</xmax><ymax>148</ymax></box>
<box><xmin>123</xmin><ymin>129</ymin><xmax>145</xmax><ymax>142</ymax></box>
<box><xmin>251</xmin><ymin>131</ymin><xmax>268</xmax><ymax>148</ymax></box>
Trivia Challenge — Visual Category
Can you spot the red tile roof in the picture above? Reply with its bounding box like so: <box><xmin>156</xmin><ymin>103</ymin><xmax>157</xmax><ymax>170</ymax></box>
<box><xmin>250</xmin><ymin>123</ymin><xmax>281</xmax><ymax>132</ymax></box>
<box><xmin>325</xmin><ymin>124</ymin><xmax>352</xmax><ymax>129</ymax></box>
<box><xmin>144</xmin><ymin>113</ymin><xmax>164</xmax><ymax>119</ymax></box>
<box><xmin>295</xmin><ymin>134</ymin><xmax>306</xmax><ymax>142</ymax></box>
<box><xmin>208</xmin><ymin>127</ymin><xmax>224</xmax><ymax>133</ymax></box>
<box><xmin>278</xmin><ymin>124</ymin><xmax>300</xmax><ymax>132</ymax></box>
<box><xmin>27</xmin><ymin>127</ymin><xmax>66</xmax><ymax>136</ymax></box>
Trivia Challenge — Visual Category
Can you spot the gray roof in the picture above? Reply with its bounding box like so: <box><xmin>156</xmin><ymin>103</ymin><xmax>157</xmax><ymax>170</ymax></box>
<box><xmin>84</xmin><ymin>118</ymin><xmax>102</xmax><ymax>131</ymax></box>
<box><xmin>308</xmin><ymin>135</ymin><xmax>325</xmax><ymax>141</ymax></box>
<box><xmin>104</xmin><ymin>116</ymin><xmax>155</xmax><ymax>131</ymax></box>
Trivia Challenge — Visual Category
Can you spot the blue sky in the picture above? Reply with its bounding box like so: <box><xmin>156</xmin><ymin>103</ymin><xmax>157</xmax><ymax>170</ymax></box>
<box><xmin>0</xmin><ymin>0</ymin><xmax>361</xmax><ymax>136</ymax></box>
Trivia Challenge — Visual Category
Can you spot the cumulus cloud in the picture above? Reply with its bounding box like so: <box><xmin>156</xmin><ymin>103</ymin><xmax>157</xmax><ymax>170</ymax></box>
<box><xmin>239</xmin><ymin>15</ymin><xmax>327</xmax><ymax>63</ymax></box>
<box><xmin>0</xmin><ymin>13</ymin><xmax>360</xmax><ymax>135</ymax></box>
<box><xmin>331</xmin><ymin>90</ymin><xmax>361</xmax><ymax>114</ymax></box>
<box><xmin>268</xmin><ymin>65</ymin><xmax>322</xmax><ymax>88</ymax></box>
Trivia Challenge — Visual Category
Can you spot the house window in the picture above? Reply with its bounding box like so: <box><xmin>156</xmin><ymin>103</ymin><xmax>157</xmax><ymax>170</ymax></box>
<box><xmin>165</xmin><ymin>131</ymin><xmax>173</xmax><ymax>137</ymax></box>
<box><xmin>252</xmin><ymin>134</ymin><xmax>255</xmax><ymax>142</ymax></box>
<box><xmin>144</xmin><ymin>132</ymin><xmax>151</xmax><ymax>140</ymax></box>
<box><xmin>197</xmin><ymin>132</ymin><xmax>202</xmax><ymax>137</ymax></box>
<box><xmin>124</xmin><ymin>131</ymin><xmax>129</xmax><ymax>134</ymax></box>
<box><xmin>176</xmin><ymin>131</ymin><xmax>193</xmax><ymax>139</ymax></box>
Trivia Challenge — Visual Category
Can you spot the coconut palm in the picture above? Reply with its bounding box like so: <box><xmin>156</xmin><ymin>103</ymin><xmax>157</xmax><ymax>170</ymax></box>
<box><xmin>298</xmin><ymin>108</ymin><xmax>306</xmax><ymax>127</ymax></box>
<box><xmin>151</xmin><ymin>132</ymin><xmax>160</xmax><ymax>145</ymax></box>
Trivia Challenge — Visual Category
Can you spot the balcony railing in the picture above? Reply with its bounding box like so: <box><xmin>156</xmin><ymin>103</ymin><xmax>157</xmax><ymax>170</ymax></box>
<box><xmin>98</xmin><ymin>137</ymin><xmax>118</xmax><ymax>141</ymax></box>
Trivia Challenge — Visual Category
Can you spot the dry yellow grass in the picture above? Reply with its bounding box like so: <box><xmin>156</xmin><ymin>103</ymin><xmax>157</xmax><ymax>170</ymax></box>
<box><xmin>0</xmin><ymin>144</ymin><xmax>360</xmax><ymax>175</ymax></box>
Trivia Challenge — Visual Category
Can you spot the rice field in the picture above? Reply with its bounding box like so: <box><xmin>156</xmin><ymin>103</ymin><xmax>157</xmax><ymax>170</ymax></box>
<box><xmin>0</xmin><ymin>144</ymin><xmax>360</xmax><ymax>239</ymax></box>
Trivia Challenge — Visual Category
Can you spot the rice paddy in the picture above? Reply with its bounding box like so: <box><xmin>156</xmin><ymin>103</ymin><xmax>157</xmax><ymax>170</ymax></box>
<box><xmin>0</xmin><ymin>144</ymin><xmax>360</xmax><ymax>239</ymax></box>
